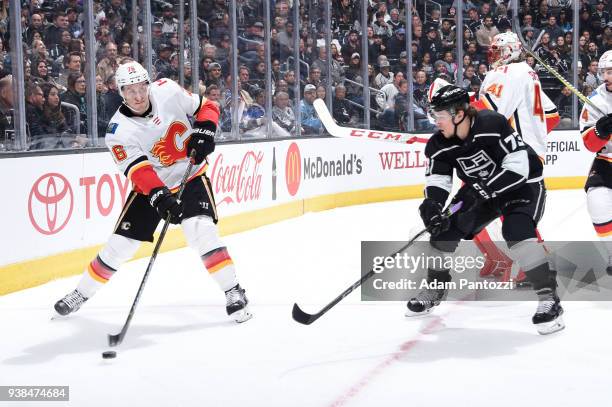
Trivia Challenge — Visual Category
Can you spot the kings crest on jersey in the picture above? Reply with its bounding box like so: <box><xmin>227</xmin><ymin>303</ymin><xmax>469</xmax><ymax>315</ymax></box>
<box><xmin>105</xmin><ymin>79</ymin><xmax>203</xmax><ymax>191</ymax></box>
<box><xmin>425</xmin><ymin>110</ymin><xmax>543</xmax><ymax>199</ymax></box>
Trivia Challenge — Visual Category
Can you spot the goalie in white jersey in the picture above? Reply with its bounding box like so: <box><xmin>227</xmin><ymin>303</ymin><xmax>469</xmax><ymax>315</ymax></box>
<box><xmin>579</xmin><ymin>50</ymin><xmax>612</xmax><ymax>275</ymax></box>
<box><xmin>54</xmin><ymin>61</ymin><xmax>253</xmax><ymax>323</ymax></box>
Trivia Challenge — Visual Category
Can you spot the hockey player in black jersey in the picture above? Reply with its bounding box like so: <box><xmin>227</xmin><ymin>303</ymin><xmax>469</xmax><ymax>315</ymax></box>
<box><xmin>407</xmin><ymin>84</ymin><xmax>564</xmax><ymax>335</ymax></box>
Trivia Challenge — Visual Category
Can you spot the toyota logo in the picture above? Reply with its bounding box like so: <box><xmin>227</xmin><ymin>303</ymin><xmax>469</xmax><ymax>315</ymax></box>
<box><xmin>28</xmin><ymin>173</ymin><xmax>74</xmax><ymax>235</ymax></box>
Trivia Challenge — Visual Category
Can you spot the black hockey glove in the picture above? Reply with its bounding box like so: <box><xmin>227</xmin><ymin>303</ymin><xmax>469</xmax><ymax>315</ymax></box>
<box><xmin>594</xmin><ymin>114</ymin><xmax>612</xmax><ymax>140</ymax></box>
<box><xmin>452</xmin><ymin>184</ymin><xmax>490</xmax><ymax>214</ymax></box>
<box><xmin>187</xmin><ymin>121</ymin><xmax>216</xmax><ymax>165</ymax></box>
<box><xmin>419</xmin><ymin>198</ymin><xmax>450</xmax><ymax>237</ymax></box>
<box><xmin>149</xmin><ymin>186</ymin><xmax>183</xmax><ymax>224</ymax></box>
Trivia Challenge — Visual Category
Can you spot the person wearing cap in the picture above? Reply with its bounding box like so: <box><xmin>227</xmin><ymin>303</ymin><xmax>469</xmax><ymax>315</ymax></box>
<box><xmin>593</xmin><ymin>0</ymin><xmax>610</xmax><ymax>27</ymax></box>
<box><xmin>374</xmin><ymin>60</ymin><xmax>394</xmax><ymax>89</ymax></box>
<box><xmin>420</xmin><ymin>24</ymin><xmax>444</xmax><ymax>61</ymax></box>
<box><xmin>206</xmin><ymin>62</ymin><xmax>224</xmax><ymax>89</ymax></box>
<box><xmin>386</xmin><ymin>27</ymin><xmax>406</xmax><ymax>60</ymax></box>
<box><xmin>300</xmin><ymin>84</ymin><xmax>322</xmax><ymax>135</ymax></box>
<box><xmin>154</xmin><ymin>43</ymin><xmax>173</xmax><ymax>80</ymax></box>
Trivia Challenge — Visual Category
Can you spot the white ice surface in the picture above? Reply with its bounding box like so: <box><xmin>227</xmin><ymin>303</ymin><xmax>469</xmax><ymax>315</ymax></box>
<box><xmin>1</xmin><ymin>189</ymin><xmax>609</xmax><ymax>407</ymax></box>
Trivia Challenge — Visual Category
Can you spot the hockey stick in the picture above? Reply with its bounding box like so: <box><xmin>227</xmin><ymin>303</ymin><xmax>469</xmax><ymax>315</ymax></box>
<box><xmin>511</xmin><ymin>0</ymin><xmax>606</xmax><ymax>116</ymax></box>
<box><xmin>108</xmin><ymin>152</ymin><xmax>196</xmax><ymax>347</ymax></box>
<box><xmin>292</xmin><ymin>201</ymin><xmax>463</xmax><ymax>325</ymax></box>
<box><xmin>313</xmin><ymin>99</ymin><xmax>430</xmax><ymax>145</ymax></box>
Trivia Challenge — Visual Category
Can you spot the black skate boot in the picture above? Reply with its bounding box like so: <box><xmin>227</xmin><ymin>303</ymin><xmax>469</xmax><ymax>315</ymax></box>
<box><xmin>54</xmin><ymin>289</ymin><xmax>88</xmax><ymax>317</ymax></box>
<box><xmin>532</xmin><ymin>287</ymin><xmax>565</xmax><ymax>335</ymax></box>
<box><xmin>405</xmin><ymin>269</ymin><xmax>451</xmax><ymax>317</ymax></box>
<box><xmin>606</xmin><ymin>256</ymin><xmax>612</xmax><ymax>276</ymax></box>
<box><xmin>225</xmin><ymin>284</ymin><xmax>252</xmax><ymax>323</ymax></box>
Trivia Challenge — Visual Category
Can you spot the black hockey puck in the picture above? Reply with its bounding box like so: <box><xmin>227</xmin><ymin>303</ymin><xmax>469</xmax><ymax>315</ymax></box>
<box><xmin>102</xmin><ymin>351</ymin><xmax>117</xmax><ymax>359</ymax></box>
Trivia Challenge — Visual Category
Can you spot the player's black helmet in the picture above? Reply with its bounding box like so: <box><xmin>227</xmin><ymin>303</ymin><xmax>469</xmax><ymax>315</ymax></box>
<box><xmin>430</xmin><ymin>84</ymin><xmax>469</xmax><ymax>112</ymax></box>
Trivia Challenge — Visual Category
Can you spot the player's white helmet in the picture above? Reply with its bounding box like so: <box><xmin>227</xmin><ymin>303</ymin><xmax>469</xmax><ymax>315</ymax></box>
<box><xmin>598</xmin><ymin>50</ymin><xmax>612</xmax><ymax>80</ymax></box>
<box><xmin>488</xmin><ymin>32</ymin><xmax>522</xmax><ymax>67</ymax></box>
<box><xmin>115</xmin><ymin>61</ymin><xmax>150</xmax><ymax>98</ymax></box>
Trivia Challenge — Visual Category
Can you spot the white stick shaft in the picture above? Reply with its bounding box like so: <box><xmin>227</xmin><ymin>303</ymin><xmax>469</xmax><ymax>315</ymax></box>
<box><xmin>313</xmin><ymin>99</ymin><xmax>429</xmax><ymax>145</ymax></box>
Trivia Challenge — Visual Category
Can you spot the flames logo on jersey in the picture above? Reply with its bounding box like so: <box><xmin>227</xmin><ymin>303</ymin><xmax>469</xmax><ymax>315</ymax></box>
<box><xmin>151</xmin><ymin>121</ymin><xmax>190</xmax><ymax>166</ymax></box>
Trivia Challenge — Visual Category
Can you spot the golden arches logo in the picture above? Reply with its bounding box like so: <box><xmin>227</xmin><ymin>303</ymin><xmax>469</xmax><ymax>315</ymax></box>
<box><xmin>285</xmin><ymin>142</ymin><xmax>301</xmax><ymax>196</ymax></box>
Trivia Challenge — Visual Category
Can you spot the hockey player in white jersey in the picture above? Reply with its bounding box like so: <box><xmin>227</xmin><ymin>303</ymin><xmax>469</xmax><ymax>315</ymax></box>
<box><xmin>54</xmin><ymin>61</ymin><xmax>252</xmax><ymax>323</ymax></box>
<box><xmin>579</xmin><ymin>50</ymin><xmax>612</xmax><ymax>275</ymax></box>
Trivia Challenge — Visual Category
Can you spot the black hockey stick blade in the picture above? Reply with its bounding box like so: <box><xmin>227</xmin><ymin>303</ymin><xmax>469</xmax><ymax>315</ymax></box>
<box><xmin>290</xmin><ymin>202</ymin><xmax>464</xmax><ymax>326</ymax></box>
<box><xmin>292</xmin><ymin>303</ymin><xmax>320</xmax><ymax>325</ymax></box>
<box><xmin>107</xmin><ymin>332</ymin><xmax>123</xmax><ymax>347</ymax></box>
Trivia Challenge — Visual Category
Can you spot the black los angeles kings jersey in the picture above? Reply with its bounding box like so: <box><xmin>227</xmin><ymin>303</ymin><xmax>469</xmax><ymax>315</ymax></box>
<box><xmin>424</xmin><ymin>110</ymin><xmax>544</xmax><ymax>205</ymax></box>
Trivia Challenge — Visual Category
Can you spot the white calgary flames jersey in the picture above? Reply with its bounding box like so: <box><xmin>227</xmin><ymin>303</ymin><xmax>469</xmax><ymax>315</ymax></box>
<box><xmin>480</xmin><ymin>62</ymin><xmax>557</xmax><ymax>158</ymax></box>
<box><xmin>105</xmin><ymin>78</ymin><xmax>204</xmax><ymax>191</ymax></box>
<box><xmin>579</xmin><ymin>83</ymin><xmax>612</xmax><ymax>161</ymax></box>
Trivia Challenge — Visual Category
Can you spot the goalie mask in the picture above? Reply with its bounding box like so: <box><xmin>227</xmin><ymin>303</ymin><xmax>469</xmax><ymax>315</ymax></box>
<box><xmin>488</xmin><ymin>32</ymin><xmax>522</xmax><ymax>67</ymax></box>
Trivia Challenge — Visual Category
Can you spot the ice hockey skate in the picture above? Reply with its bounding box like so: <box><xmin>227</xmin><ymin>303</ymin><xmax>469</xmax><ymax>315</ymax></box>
<box><xmin>225</xmin><ymin>284</ymin><xmax>252</xmax><ymax>323</ymax></box>
<box><xmin>532</xmin><ymin>288</ymin><xmax>565</xmax><ymax>335</ymax></box>
<box><xmin>606</xmin><ymin>256</ymin><xmax>612</xmax><ymax>276</ymax></box>
<box><xmin>54</xmin><ymin>289</ymin><xmax>88</xmax><ymax>317</ymax></box>
<box><xmin>405</xmin><ymin>270</ymin><xmax>451</xmax><ymax>317</ymax></box>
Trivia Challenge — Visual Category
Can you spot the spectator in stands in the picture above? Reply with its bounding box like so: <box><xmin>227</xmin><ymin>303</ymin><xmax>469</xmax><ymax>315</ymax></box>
<box><xmin>341</xmin><ymin>29</ymin><xmax>362</xmax><ymax>63</ymax></box>
<box><xmin>57</xmin><ymin>52</ymin><xmax>82</xmax><ymax>90</ymax></box>
<box><xmin>66</xmin><ymin>7</ymin><xmax>82</xmax><ymax>38</ymax></box>
<box><xmin>440</xmin><ymin>19</ymin><xmax>456</xmax><ymax>51</ymax></box>
<box><xmin>386</xmin><ymin>27</ymin><xmax>406</xmax><ymax>60</ymax></box>
<box><xmin>398</xmin><ymin>50</ymin><xmax>409</xmax><ymax>72</ymax></box>
<box><xmin>441</xmin><ymin>51</ymin><xmax>458</xmax><ymax>79</ymax></box>
<box><xmin>304</xmin><ymin>66</ymin><xmax>324</xmax><ymax>89</ymax></box>
<box><xmin>118</xmin><ymin>42</ymin><xmax>132</xmax><ymax>58</ymax></box>
<box><xmin>45</xmin><ymin>11</ymin><xmax>69</xmax><ymax>50</ymax></box>
<box><xmin>344</xmin><ymin>52</ymin><xmax>364</xmax><ymax>110</ymax></box>
<box><xmin>585</xmin><ymin>59</ymin><xmax>602</xmax><ymax>88</ymax></box>
<box><xmin>25</xmin><ymin>82</ymin><xmax>47</xmax><ymax>146</ymax></box>
<box><xmin>0</xmin><ymin>75</ymin><xmax>14</xmax><ymax>149</ymax></box>
<box><xmin>272</xmin><ymin>90</ymin><xmax>297</xmax><ymax>137</ymax></box>
<box><xmin>154</xmin><ymin>43</ymin><xmax>173</xmax><ymax>79</ymax></box>
<box><xmin>316</xmin><ymin>85</ymin><xmax>326</xmax><ymax>101</ymax></box>
<box><xmin>40</xmin><ymin>83</ymin><xmax>71</xmax><ymax>138</ymax></box>
<box><xmin>160</xmin><ymin>4</ymin><xmax>178</xmax><ymax>34</ymax></box>
<box><xmin>368</xmin><ymin>33</ymin><xmax>386</xmax><ymax>63</ymax></box>
<box><xmin>388</xmin><ymin>8</ymin><xmax>404</xmax><ymax>34</ymax></box>
<box><xmin>103</xmin><ymin>74</ymin><xmax>122</xmax><ymax>119</ymax></box>
<box><xmin>374</xmin><ymin>60</ymin><xmax>394</xmax><ymax>89</ymax></box>
<box><xmin>284</xmin><ymin>70</ymin><xmax>297</xmax><ymax>101</ymax></box>
<box><xmin>413</xmin><ymin>70</ymin><xmax>429</xmax><ymax>111</ymax></box>
<box><xmin>300</xmin><ymin>84</ymin><xmax>322</xmax><ymax>135</ymax></box>
<box><xmin>476</xmin><ymin>15</ymin><xmax>499</xmax><ymax>53</ymax></box>
<box><xmin>97</xmin><ymin>41</ymin><xmax>119</xmax><ymax>83</ymax></box>
<box><xmin>372</xmin><ymin>10</ymin><xmax>392</xmax><ymax>38</ymax></box>
<box><xmin>421</xmin><ymin>25</ymin><xmax>443</xmax><ymax>61</ymax></box>
<box><xmin>522</xmin><ymin>14</ymin><xmax>540</xmax><ymax>38</ymax></box>
<box><xmin>460</xmin><ymin>65</ymin><xmax>478</xmax><ymax>90</ymax></box>
<box><xmin>206</xmin><ymin>62</ymin><xmax>224</xmax><ymax>89</ymax></box>
<box><xmin>555</xmin><ymin>86</ymin><xmax>573</xmax><ymax>129</ymax></box>
<box><xmin>467</xmin><ymin>8</ymin><xmax>482</xmax><ymax>34</ymax></box>
<box><xmin>62</xmin><ymin>73</ymin><xmax>87</xmax><ymax>135</ymax></box>
<box><xmin>312</xmin><ymin>44</ymin><xmax>343</xmax><ymax>86</ymax></box>
<box><xmin>543</xmin><ymin>15</ymin><xmax>565</xmax><ymax>44</ymax></box>
<box><xmin>332</xmin><ymin>84</ymin><xmax>356</xmax><ymax>125</ymax></box>
<box><xmin>376</xmin><ymin>71</ymin><xmax>404</xmax><ymax>127</ymax></box>
<box><xmin>239</xmin><ymin>65</ymin><xmax>259</xmax><ymax>97</ymax></box>
<box><xmin>418</xmin><ymin>51</ymin><xmax>435</xmax><ymax>80</ymax></box>
<box><xmin>24</xmin><ymin>11</ymin><xmax>45</xmax><ymax>46</ymax></box>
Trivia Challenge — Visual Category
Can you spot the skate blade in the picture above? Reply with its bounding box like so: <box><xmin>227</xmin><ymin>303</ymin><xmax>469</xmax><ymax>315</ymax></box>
<box><xmin>404</xmin><ymin>307</ymin><xmax>434</xmax><ymax>318</ymax></box>
<box><xmin>231</xmin><ymin>307</ymin><xmax>253</xmax><ymax>323</ymax></box>
<box><xmin>535</xmin><ymin>316</ymin><xmax>565</xmax><ymax>335</ymax></box>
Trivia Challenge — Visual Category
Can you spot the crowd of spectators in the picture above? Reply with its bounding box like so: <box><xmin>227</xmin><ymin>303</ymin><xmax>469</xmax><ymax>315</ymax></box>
<box><xmin>0</xmin><ymin>0</ymin><xmax>610</xmax><ymax>150</ymax></box>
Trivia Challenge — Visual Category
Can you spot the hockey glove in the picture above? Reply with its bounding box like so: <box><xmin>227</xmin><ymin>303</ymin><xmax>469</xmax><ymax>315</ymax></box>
<box><xmin>187</xmin><ymin>121</ymin><xmax>216</xmax><ymax>165</ymax></box>
<box><xmin>419</xmin><ymin>198</ymin><xmax>450</xmax><ymax>237</ymax></box>
<box><xmin>149</xmin><ymin>186</ymin><xmax>183</xmax><ymax>224</ymax></box>
<box><xmin>594</xmin><ymin>114</ymin><xmax>612</xmax><ymax>140</ymax></box>
<box><xmin>452</xmin><ymin>184</ymin><xmax>490</xmax><ymax>214</ymax></box>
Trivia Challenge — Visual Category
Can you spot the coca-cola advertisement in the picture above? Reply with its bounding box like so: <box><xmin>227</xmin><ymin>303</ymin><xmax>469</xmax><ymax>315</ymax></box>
<box><xmin>209</xmin><ymin>149</ymin><xmax>265</xmax><ymax>210</ymax></box>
